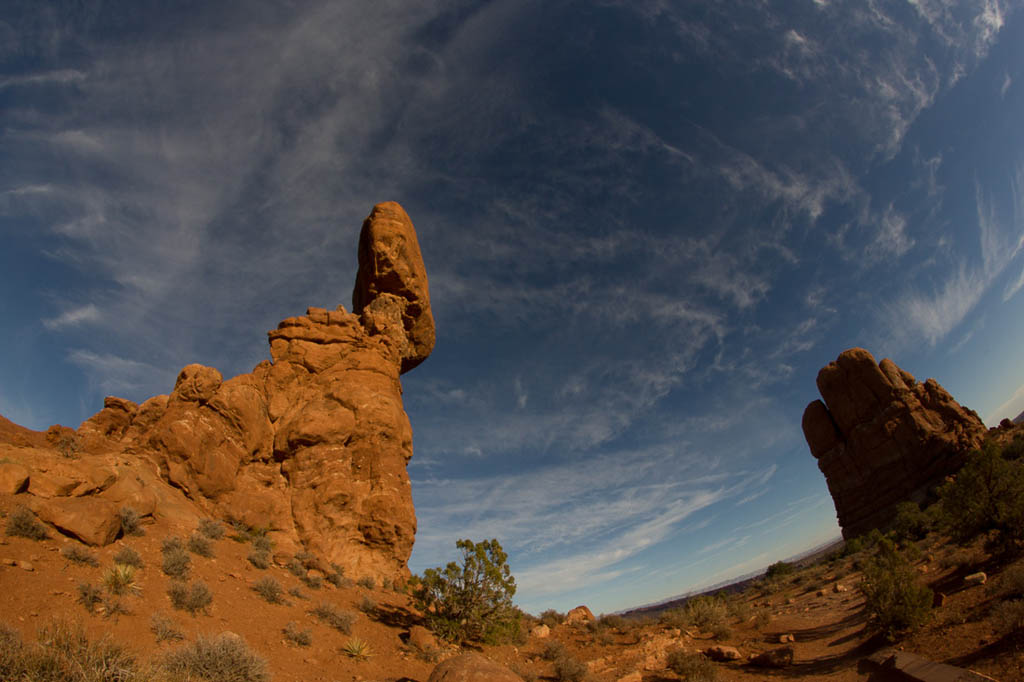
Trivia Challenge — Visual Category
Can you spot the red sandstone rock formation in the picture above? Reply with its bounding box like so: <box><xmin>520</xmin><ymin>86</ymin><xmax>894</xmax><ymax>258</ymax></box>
<box><xmin>802</xmin><ymin>348</ymin><xmax>986</xmax><ymax>539</ymax></box>
<box><xmin>0</xmin><ymin>202</ymin><xmax>433</xmax><ymax>584</ymax></box>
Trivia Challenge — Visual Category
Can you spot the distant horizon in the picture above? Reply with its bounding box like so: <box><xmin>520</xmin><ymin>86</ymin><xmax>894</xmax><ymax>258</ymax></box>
<box><xmin>3</xmin><ymin>0</ymin><xmax>1023</xmax><ymax>616</ymax></box>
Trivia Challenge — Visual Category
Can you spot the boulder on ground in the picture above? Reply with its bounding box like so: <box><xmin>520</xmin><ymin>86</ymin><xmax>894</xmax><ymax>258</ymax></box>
<box><xmin>427</xmin><ymin>652</ymin><xmax>523</xmax><ymax>682</ymax></box>
<box><xmin>0</xmin><ymin>461</ymin><xmax>30</xmax><ymax>494</ymax></box>
<box><xmin>749</xmin><ymin>646</ymin><xmax>794</xmax><ymax>668</ymax></box>
<box><xmin>565</xmin><ymin>605</ymin><xmax>595</xmax><ymax>624</ymax></box>
<box><xmin>705</xmin><ymin>644</ymin><xmax>742</xmax><ymax>661</ymax></box>
<box><xmin>32</xmin><ymin>497</ymin><xmax>121</xmax><ymax>546</ymax></box>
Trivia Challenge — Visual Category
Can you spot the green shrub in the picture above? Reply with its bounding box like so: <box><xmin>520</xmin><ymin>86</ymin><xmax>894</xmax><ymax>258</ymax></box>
<box><xmin>553</xmin><ymin>655</ymin><xmax>587</xmax><ymax>682</ymax></box>
<box><xmin>187</xmin><ymin>532</ymin><xmax>214</xmax><ymax>558</ymax></box>
<box><xmin>150</xmin><ymin>612</ymin><xmax>184</xmax><ymax>643</ymax></box>
<box><xmin>357</xmin><ymin>576</ymin><xmax>375</xmax><ymax>590</ymax></box>
<box><xmin>168</xmin><ymin>580</ymin><xmax>213</xmax><ymax>616</ymax></box>
<box><xmin>286</xmin><ymin>558</ymin><xmax>306</xmax><ymax>577</ymax></box>
<box><xmin>666</xmin><ymin>649</ymin><xmax>717</xmax><ymax>681</ymax></box>
<box><xmin>936</xmin><ymin>440</ymin><xmax>1024</xmax><ymax>553</ymax></box>
<box><xmin>889</xmin><ymin>501</ymin><xmax>932</xmax><ymax>542</ymax></box>
<box><xmin>859</xmin><ymin>539</ymin><xmax>932</xmax><ymax>639</ymax></box>
<box><xmin>310</xmin><ymin>602</ymin><xmax>355</xmax><ymax>633</ymax></box>
<box><xmin>252</xmin><ymin>535</ymin><xmax>273</xmax><ymax>553</ymax></box>
<box><xmin>595</xmin><ymin>614</ymin><xmax>627</xmax><ymax>630</ymax></box>
<box><xmin>162</xmin><ymin>633</ymin><xmax>268</xmax><ymax>682</ymax></box>
<box><xmin>5</xmin><ymin>506</ymin><xmax>48</xmax><ymax>540</ymax></box>
<box><xmin>113</xmin><ymin>546</ymin><xmax>144</xmax><ymax>569</ymax></box>
<box><xmin>301</xmin><ymin>574</ymin><xmax>323</xmax><ymax>590</ymax></box>
<box><xmin>252</xmin><ymin>577</ymin><xmax>287</xmax><ymax>604</ymax></box>
<box><xmin>288</xmin><ymin>586</ymin><xmax>308</xmax><ymax>600</ymax></box>
<box><xmin>341</xmin><ymin>637</ymin><xmax>372</xmax><ymax>661</ymax></box>
<box><xmin>62</xmin><ymin>545</ymin><xmax>99</xmax><ymax>566</ymax></box>
<box><xmin>119</xmin><ymin>507</ymin><xmax>144</xmax><ymax>536</ymax></box>
<box><xmin>282</xmin><ymin>622</ymin><xmax>312</xmax><ymax>647</ymax></box>
<box><xmin>411</xmin><ymin>538</ymin><xmax>518</xmax><ymax>644</ymax></box>
<box><xmin>198</xmin><ymin>518</ymin><xmax>225</xmax><ymax>539</ymax></box>
<box><xmin>765</xmin><ymin>561</ymin><xmax>795</xmax><ymax>580</ymax></box>
<box><xmin>1003</xmin><ymin>435</ymin><xmax>1024</xmax><ymax>461</ymax></box>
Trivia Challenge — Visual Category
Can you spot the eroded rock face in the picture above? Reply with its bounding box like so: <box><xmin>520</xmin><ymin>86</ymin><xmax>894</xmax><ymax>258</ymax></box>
<box><xmin>2</xmin><ymin>202</ymin><xmax>432</xmax><ymax>584</ymax></box>
<box><xmin>802</xmin><ymin>348</ymin><xmax>986</xmax><ymax>538</ymax></box>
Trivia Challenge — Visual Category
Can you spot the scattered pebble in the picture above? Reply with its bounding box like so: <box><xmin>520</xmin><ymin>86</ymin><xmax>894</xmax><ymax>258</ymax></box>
<box><xmin>18</xmin><ymin>561</ymin><xmax>33</xmax><ymax>571</ymax></box>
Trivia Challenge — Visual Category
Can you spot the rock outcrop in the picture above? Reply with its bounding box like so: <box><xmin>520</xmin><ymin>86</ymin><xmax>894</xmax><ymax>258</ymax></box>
<box><xmin>0</xmin><ymin>202</ymin><xmax>433</xmax><ymax>583</ymax></box>
<box><xmin>802</xmin><ymin>348</ymin><xmax>986</xmax><ymax>538</ymax></box>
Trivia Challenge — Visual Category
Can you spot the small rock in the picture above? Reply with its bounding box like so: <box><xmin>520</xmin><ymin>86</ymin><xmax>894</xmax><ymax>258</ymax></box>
<box><xmin>616</xmin><ymin>673</ymin><xmax>642</xmax><ymax>682</ymax></box>
<box><xmin>964</xmin><ymin>572</ymin><xmax>987</xmax><ymax>586</ymax></box>
<box><xmin>18</xmin><ymin>561</ymin><xmax>33</xmax><ymax>571</ymax></box>
<box><xmin>408</xmin><ymin>625</ymin><xmax>438</xmax><ymax>651</ymax></box>
<box><xmin>786</xmin><ymin>598</ymin><xmax>796</xmax><ymax>604</ymax></box>
<box><xmin>2</xmin><ymin>558</ymin><xmax>16</xmax><ymax>566</ymax></box>
<box><xmin>427</xmin><ymin>652</ymin><xmax>524</xmax><ymax>682</ymax></box>
<box><xmin>750</xmin><ymin>646</ymin><xmax>794</xmax><ymax>668</ymax></box>
<box><xmin>816</xmin><ymin>589</ymin><xmax>827</xmax><ymax>597</ymax></box>
<box><xmin>705</xmin><ymin>645</ymin><xmax>742</xmax><ymax>661</ymax></box>
<box><xmin>779</xmin><ymin>633</ymin><xmax>795</xmax><ymax>643</ymax></box>
<box><xmin>565</xmin><ymin>605</ymin><xmax>595</xmax><ymax>624</ymax></box>
<box><xmin>832</xmin><ymin>583</ymin><xmax>848</xmax><ymax>592</ymax></box>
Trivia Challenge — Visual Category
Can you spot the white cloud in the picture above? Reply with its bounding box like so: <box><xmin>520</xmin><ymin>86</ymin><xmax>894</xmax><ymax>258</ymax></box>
<box><xmin>988</xmin><ymin>383</ymin><xmax>1024</xmax><ymax>425</ymax></box>
<box><xmin>67</xmin><ymin>350</ymin><xmax>173</xmax><ymax>399</ymax></box>
<box><xmin>867</xmin><ymin>203</ymin><xmax>914</xmax><ymax>258</ymax></box>
<box><xmin>1002</xmin><ymin>72</ymin><xmax>1013</xmax><ymax>97</ymax></box>
<box><xmin>0</xmin><ymin>69</ymin><xmax>86</xmax><ymax>90</ymax></box>
<box><xmin>1004</xmin><ymin>266</ymin><xmax>1024</xmax><ymax>301</ymax></box>
<box><xmin>43</xmin><ymin>303</ymin><xmax>101</xmax><ymax>330</ymax></box>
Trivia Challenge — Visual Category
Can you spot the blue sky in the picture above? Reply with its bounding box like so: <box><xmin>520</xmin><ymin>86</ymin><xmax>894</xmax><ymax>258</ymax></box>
<box><xmin>2</xmin><ymin>0</ymin><xmax>1023</xmax><ymax>614</ymax></box>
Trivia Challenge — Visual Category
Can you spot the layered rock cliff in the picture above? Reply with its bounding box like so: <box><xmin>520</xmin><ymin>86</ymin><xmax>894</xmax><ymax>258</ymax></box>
<box><xmin>802</xmin><ymin>348</ymin><xmax>986</xmax><ymax>539</ymax></box>
<box><xmin>0</xmin><ymin>202</ymin><xmax>433</xmax><ymax>583</ymax></box>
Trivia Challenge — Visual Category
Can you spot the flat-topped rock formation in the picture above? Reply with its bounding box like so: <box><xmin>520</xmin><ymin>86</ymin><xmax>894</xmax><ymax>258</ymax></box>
<box><xmin>802</xmin><ymin>348</ymin><xmax>986</xmax><ymax>538</ymax></box>
<box><xmin>0</xmin><ymin>201</ymin><xmax>433</xmax><ymax>583</ymax></box>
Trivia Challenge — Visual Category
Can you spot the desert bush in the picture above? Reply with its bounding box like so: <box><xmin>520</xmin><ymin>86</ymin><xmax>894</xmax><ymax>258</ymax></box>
<box><xmin>595</xmin><ymin>613</ymin><xmax>627</xmax><ymax>630</ymax></box>
<box><xmin>659</xmin><ymin>607</ymin><xmax>688</xmax><ymax>628</ymax></box>
<box><xmin>765</xmin><ymin>560</ymin><xmax>795</xmax><ymax>580</ymax></box>
<box><xmin>168</xmin><ymin>580</ymin><xmax>213</xmax><ymax>616</ymax></box>
<box><xmin>77</xmin><ymin>582</ymin><xmax>103</xmax><ymax>613</ymax></box>
<box><xmin>282</xmin><ymin>622</ymin><xmax>312</xmax><ymax>647</ymax></box>
<box><xmin>539</xmin><ymin>609</ymin><xmax>565</xmax><ymax>627</ymax></box>
<box><xmin>198</xmin><ymin>518</ymin><xmax>225</xmax><ymax>539</ymax></box>
<box><xmin>889</xmin><ymin>501</ymin><xmax>932</xmax><ymax>542</ymax></box>
<box><xmin>991</xmin><ymin>600</ymin><xmax>1024</xmax><ymax>636</ymax></box>
<box><xmin>251</xmin><ymin>534</ymin><xmax>273</xmax><ymax>553</ymax></box>
<box><xmin>357</xmin><ymin>576</ymin><xmax>375</xmax><ymax>590</ymax></box>
<box><xmin>859</xmin><ymin>539</ymin><xmax>932</xmax><ymax>639</ymax></box>
<box><xmin>161</xmin><ymin>538</ymin><xmax>191</xmax><ymax>578</ymax></box>
<box><xmin>56</xmin><ymin>433</ymin><xmax>81</xmax><ymax>459</ymax></box>
<box><xmin>102</xmin><ymin>596</ymin><xmax>131</xmax><ymax>620</ymax></box>
<box><xmin>151</xmin><ymin>612</ymin><xmax>185</xmax><ymax>643</ymax></box>
<box><xmin>684</xmin><ymin>595</ymin><xmax>729</xmax><ymax>633</ymax></box>
<box><xmin>666</xmin><ymin>649</ymin><xmax>717</xmax><ymax>681</ymax></box>
<box><xmin>187</xmin><ymin>532</ymin><xmax>214</xmax><ymax>558</ymax></box>
<box><xmin>936</xmin><ymin>440</ymin><xmax>1024</xmax><ymax>553</ymax></box>
<box><xmin>5</xmin><ymin>506</ymin><xmax>48</xmax><ymax>540</ymax></box>
<box><xmin>341</xmin><ymin>637</ymin><xmax>372</xmax><ymax>661</ymax></box>
<box><xmin>119</xmin><ymin>507</ymin><xmax>144</xmax><ymax>536</ymax></box>
<box><xmin>252</xmin><ymin>577</ymin><xmax>287</xmax><ymax>604</ymax></box>
<box><xmin>553</xmin><ymin>655</ymin><xmax>587</xmax><ymax>682</ymax></box>
<box><xmin>286</xmin><ymin>557</ymin><xmax>306</xmax><ymax>577</ymax></box>
<box><xmin>62</xmin><ymin>545</ymin><xmax>99</xmax><ymax>566</ymax></box>
<box><xmin>288</xmin><ymin>586</ymin><xmax>308</xmax><ymax>600</ymax></box>
<box><xmin>358</xmin><ymin>595</ymin><xmax>377</xmax><ymax>614</ymax></box>
<box><xmin>247</xmin><ymin>550</ymin><xmax>270</xmax><ymax>569</ymax></box>
<box><xmin>542</xmin><ymin>640</ymin><xmax>567</xmax><ymax>661</ymax></box>
<box><xmin>113</xmin><ymin>546</ymin><xmax>144</xmax><ymax>569</ymax></box>
<box><xmin>162</xmin><ymin>633</ymin><xmax>269</xmax><ymax>682</ymax></box>
<box><xmin>310</xmin><ymin>602</ymin><xmax>355</xmax><ymax>633</ymax></box>
<box><xmin>103</xmin><ymin>563</ymin><xmax>140</xmax><ymax>596</ymax></box>
<box><xmin>411</xmin><ymin>538</ymin><xmax>518</xmax><ymax>644</ymax></box>
<box><xmin>325</xmin><ymin>563</ymin><xmax>351</xmax><ymax>587</ymax></box>
<box><xmin>993</xmin><ymin>563</ymin><xmax>1024</xmax><ymax>599</ymax></box>
<box><xmin>0</xmin><ymin>619</ymin><xmax>141</xmax><ymax>682</ymax></box>
<box><xmin>1003</xmin><ymin>435</ymin><xmax>1024</xmax><ymax>461</ymax></box>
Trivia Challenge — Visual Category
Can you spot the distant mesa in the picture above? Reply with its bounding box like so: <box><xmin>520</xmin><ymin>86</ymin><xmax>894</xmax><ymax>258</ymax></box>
<box><xmin>801</xmin><ymin>348</ymin><xmax>986</xmax><ymax>539</ymax></box>
<box><xmin>0</xmin><ymin>201</ymin><xmax>432</xmax><ymax>584</ymax></box>
<box><xmin>1015</xmin><ymin>409</ymin><xmax>1024</xmax><ymax>425</ymax></box>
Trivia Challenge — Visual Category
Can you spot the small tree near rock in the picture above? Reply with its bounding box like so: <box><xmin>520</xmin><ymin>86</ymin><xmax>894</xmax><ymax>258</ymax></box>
<box><xmin>411</xmin><ymin>538</ymin><xmax>518</xmax><ymax>644</ymax></box>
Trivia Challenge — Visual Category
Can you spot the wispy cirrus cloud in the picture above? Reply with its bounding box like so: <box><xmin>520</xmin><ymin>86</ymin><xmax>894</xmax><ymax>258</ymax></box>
<box><xmin>43</xmin><ymin>303</ymin><xmax>101</xmax><ymax>330</ymax></box>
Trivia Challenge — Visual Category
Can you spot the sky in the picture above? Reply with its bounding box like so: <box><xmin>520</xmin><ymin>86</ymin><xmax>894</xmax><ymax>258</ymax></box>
<box><xmin>2</xmin><ymin>0</ymin><xmax>1024</xmax><ymax>615</ymax></box>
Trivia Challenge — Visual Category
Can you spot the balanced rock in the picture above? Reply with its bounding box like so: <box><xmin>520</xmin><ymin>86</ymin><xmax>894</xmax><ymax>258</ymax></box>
<box><xmin>565</xmin><ymin>605</ymin><xmax>595</xmax><ymax>624</ymax></box>
<box><xmin>802</xmin><ymin>348</ymin><xmax>986</xmax><ymax>538</ymax></box>
<box><xmin>2</xmin><ymin>202</ymin><xmax>433</xmax><ymax>583</ymax></box>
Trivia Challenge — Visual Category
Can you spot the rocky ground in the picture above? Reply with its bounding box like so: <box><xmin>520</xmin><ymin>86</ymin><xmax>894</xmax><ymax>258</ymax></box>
<box><xmin>3</xmin><ymin>476</ymin><xmax>1022</xmax><ymax>682</ymax></box>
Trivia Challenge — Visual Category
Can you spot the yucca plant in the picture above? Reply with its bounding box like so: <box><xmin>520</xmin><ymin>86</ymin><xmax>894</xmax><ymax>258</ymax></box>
<box><xmin>341</xmin><ymin>637</ymin><xmax>372</xmax><ymax>661</ymax></box>
<box><xmin>103</xmin><ymin>563</ymin><xmax>140</xmax><ymax>596</ymax></box>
